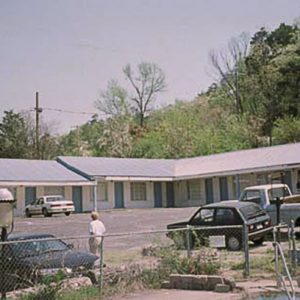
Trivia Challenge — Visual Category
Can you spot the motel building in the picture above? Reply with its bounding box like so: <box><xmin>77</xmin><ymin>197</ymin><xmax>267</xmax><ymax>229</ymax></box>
<box><xmin>1</xmin><ymin>143</ymin><xmax>300</xmax><ymax>216</ymax></box>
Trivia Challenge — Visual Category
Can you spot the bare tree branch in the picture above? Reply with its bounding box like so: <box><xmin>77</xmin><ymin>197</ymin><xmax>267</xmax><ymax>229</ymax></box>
<box><xmin>124</xmin><ymin>62</ymin><xmax>166</xmax><ymax>127</ymax></box>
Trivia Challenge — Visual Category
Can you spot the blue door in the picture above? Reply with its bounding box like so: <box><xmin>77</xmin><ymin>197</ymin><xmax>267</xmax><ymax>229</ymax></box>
<box><xmin>219</xmin><ymin>177</ymin><xmax>229</xmax><ymax>201</ymax></box>
<box><xmin>205</xmin><ymin>178</ymin><xmax>214</xmax><ymax>204</ymax></box>
<box><xmin>166</xmin><ymin>182</ymin><xmax>174</xmax><ymax>207</ymax></box>
<box><xmin>154</xmin><ymin>182</ymin><xmax>162</xmax><ymax>208</ymax></box>
<box><xmin>72</xmin><ymin>186</ymin><xmax>82</xmax><ymax>213</ymax></box>
<box><xmin>25</xmin><ymin>187</ymin><xmax>36</xmax><ymax>206</ymax></box>
<box><xmin>114</xmin><ymin>182</ymin><xmax>124</xmax><ymax>208</ymax></box>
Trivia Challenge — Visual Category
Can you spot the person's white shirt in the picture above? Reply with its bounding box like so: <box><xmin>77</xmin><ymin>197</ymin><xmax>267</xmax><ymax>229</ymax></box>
<box><xmin>89</xmin><ymin>219</ymin><xmax>106</xmax><ymax>236</ymax></box>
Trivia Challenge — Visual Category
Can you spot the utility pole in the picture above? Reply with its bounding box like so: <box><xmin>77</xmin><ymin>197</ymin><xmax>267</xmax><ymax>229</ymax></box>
<box><xmin>35</xmin><ymin>92</ymin><xmax>43</xmax><ymax>159</ymax></box>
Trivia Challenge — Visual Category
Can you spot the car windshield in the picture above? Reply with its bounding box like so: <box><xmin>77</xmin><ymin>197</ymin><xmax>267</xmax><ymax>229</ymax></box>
<box><xmin>11</xmin><ymin>238</ymin><xmax>68</xmax><ymax>258</ymax></box>
<box><xmin>239</xmin><ymin>204</ymin><xmax>265</xmax><ymax>220</ymax></box>
<box><xmin>46</xmin><ymin>196</ymin><xmax>64</xmax><ymax>202</ymax></box>
<box><xmin>268</xmin><ymin>187</ymin><xmax>291</xmax><ymax>201</ymax></box>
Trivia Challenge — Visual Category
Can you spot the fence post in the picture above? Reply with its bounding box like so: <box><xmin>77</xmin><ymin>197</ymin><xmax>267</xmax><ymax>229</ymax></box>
<box><xmin>99</xmin><ymin>236</ymin><xmax>104</xmax><ymax>297</ymax></box>
<box><xmin>291</xmin><ymin>220</ymin><xmax>297</xmax><ymax>268</ymax></box>
<box><xmin>243</xmin><ymin>224</ymin><xmax>250</xmax><ymax>278</ymax></box>
<box><xmin>185</xmin><ymin>226</ymin><xmax>192</xmax><ymax>258</ymax></box>
<box><xmin>273</xmin><ymin>226</ymin><xmax>281</xmax><ymax>288</ymax></box>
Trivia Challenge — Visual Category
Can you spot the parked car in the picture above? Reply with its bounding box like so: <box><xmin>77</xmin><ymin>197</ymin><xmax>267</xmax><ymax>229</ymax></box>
<box><xmin>167</xmin><ymin>201</ymin><xmax>272</xmax><ymax>251</ymax></box>
<box><xmin>1</xmin><ymin>233</ymin><xmax>100</xmax><ymax>292</ymax></box>
<box><xmin>25</xmin><ymin>195</ymin><xmax>75</xmax><ymax>217</ymax></box>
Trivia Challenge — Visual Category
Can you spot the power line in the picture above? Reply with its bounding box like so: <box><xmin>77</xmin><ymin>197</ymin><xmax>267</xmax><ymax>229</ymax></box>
<box><xmin>41</xmin><ymin>107</ymin><xmax>97</xmax><ymax>115</ymax></box>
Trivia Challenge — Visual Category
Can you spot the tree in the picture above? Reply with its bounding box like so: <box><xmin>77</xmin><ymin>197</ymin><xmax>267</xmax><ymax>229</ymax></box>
<box><xmin>209</xmin><ymin>33</ymin><xmax>250</xmax><ymax>114</ymax></box>
<box><xmin>123</xmin><ymin>62</ymin><xmax>166</xmax><ymax>127</ymax></box>
<box><xmin>244</xmin><ymin>23</ymin><xmax>300</xmax><ymax>144</ymax></box>
<box><xmin>95</xmin><ymin>79</ymin><xmax>130</xmax><ymax>117</ymax></box>
<box><xmin>97</xmin><ymin>116</ymin><xmax>134</xmax><ymax>157</ymax></box>
<box><xmin>0</xmin><ymin>110</ymin><xmax>31</xmax><ymax>158</ymax></box>
<box><xmin>95</xmin><ymin>62</ymin><xmax>166</xmax><ymax>129</ymax></box>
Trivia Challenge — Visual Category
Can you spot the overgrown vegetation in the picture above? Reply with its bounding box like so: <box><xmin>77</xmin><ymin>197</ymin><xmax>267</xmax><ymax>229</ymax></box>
<box><xmin>20</xmin><ymin>244</ymin><xmax>221</xmax><ymax>300</ymax></box>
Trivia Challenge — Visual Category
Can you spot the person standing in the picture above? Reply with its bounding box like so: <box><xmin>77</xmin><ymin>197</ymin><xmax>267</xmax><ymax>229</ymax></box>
<box><xmin>89</xmin><ymin>211</ymin><xmax>106</xmax><ymax>256</ymax></box>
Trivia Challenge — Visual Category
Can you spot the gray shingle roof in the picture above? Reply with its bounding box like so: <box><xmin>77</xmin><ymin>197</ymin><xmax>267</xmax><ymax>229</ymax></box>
<box><xmin>0</xmin><ymin>159</ymin><xmax>91</xmax><ymax>183</ymax></box>
<box><xmin>2</xmin><ymin>143</ymin><xmax>297</xmax><ymax>183</ymax></box>
<box><xmin>57</xmin><ymin>156</ymin><xmax>175</xmax><ymax>178</ymax></box>
<box><xmin>58</xmin><ymin>143</ymin><xmax>300</xmax><ymax>180</ymax></box>
<box><xmin>175</xmin><ymin>142</ymin><xmax>300</xmax><ymax>178</ymax></box>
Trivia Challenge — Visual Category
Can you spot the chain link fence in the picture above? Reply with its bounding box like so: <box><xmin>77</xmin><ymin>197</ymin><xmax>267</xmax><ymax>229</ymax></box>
<box><xmin>0</xmin><ymin>224</ymin><xmax>255</xmax><ymax>300</ymax></box>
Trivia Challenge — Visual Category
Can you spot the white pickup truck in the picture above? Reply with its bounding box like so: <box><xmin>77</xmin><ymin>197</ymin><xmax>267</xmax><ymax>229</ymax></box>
<box><xmin>239</xmin><ymin>184</ymin><xmax>300</xmax><ymax>226</ymax></box>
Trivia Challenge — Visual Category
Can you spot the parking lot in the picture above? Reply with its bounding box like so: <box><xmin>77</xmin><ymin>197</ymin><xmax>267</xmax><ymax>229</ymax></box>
<box><xmin>13</xmin><ymin>207</ymin><xmax>197</xmax><ymax>251</ymax></box>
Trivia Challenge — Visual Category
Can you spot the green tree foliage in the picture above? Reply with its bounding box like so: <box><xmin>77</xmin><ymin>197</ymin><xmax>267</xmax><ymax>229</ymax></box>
<box><xmin>95</xmin><ymin>80</ymin><xmax>130</xmax><ymax>117</ymax></box>
<box><xmin>0</xmin><ymin>110</ymin><xmax>31</xmax><ymax>158</ymax></box>
<box><xmin>272</xmin><ymin>116</ymin><xmax>300</xmax><ymax>144</ymax></box>
<box><xmin>59</xmin><ymin>116</ymin><xmax>105</xmax><ymax>157</ymax></box>
<box><xmin>0</xmin><ymin>110</ymin><xmax>61</xmax><ymax>159</ymax></box>
<box><xmin>209</xmin><ymin>22</ymin><xmax>300</xmax><ymax>146</ymax></box>
<box><xmin>95</xmin><ymin>62</ymin><xmax>166</xmax><ymax>128</ymax></box>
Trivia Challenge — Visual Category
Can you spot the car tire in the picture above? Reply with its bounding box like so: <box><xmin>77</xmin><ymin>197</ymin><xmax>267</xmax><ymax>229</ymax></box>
<box><xmin>226</xmin><ymin>236</ymin><xmax>241</xmax><ymax>251</ymax></box>
<box><xmin>25</xmin><ymin>209</ymin><xmax>32</xmax><ymax>218</ymax></box>
<box><xmin>65</xmin><ymin>212</ymin><xmax>71</xmax><ymax>216</ymax></box>
<box><xmin>253</xmin><ymin>237</ymin><xmax>264</xmax><ymax>246</ymax></box>
<box><xmin>42</xmin><ymin>208</ymin><xmax>51</xmax><ymax>217</ymax></box>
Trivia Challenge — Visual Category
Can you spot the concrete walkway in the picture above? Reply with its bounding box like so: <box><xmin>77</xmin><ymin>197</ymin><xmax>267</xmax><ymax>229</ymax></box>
<box><xmin>112</xmin><ymin>289</ymin><xmax>242</xmax><ymax>300</ymax></box>
<box><xmin>112</xmin><ymin>279</ymin><xmax>300</xmax><ymax>300</ymax></box>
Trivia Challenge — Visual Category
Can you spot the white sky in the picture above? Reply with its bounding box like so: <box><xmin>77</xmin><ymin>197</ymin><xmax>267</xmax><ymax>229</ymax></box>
<box><xmin>0</xmin><ymin>0</ymin><xmax>299</xmax><ymax>134</ymax></box>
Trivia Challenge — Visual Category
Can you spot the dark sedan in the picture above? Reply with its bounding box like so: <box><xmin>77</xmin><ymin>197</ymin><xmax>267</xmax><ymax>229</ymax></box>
<box><xmin>0</xmin><ymin>233</ymin><xmax>100</xmax><ymax>292</ymax></box>
<box><xmin>167</xmin><ymin>201</ymin><xmax>272</xmax><ymax>251</ymax></box>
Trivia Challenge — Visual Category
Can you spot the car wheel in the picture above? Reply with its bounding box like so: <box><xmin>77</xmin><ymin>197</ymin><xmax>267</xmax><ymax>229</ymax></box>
<box><xmin>42</xmin><ymin>208</ymin><xmax>50</xmax><ymax>217</ymax></box>
<box><xmin>253</xmin><ymin>237</ymin><xmax>264</xmax><ymax>246</ymax></box>
<box><xmin>25</xmin><ymin>209</ymin><xmax>32</xmax><ymax>218</ymax></box>
<box><xmin>226</xmin><ymin>236</ymin><xmax>241</xmax><ymax>251</ymax></box>
<box><xmin>65</xmin><ymin>212</ymin><xmax>71</xmax><ymax>216</ymax></box>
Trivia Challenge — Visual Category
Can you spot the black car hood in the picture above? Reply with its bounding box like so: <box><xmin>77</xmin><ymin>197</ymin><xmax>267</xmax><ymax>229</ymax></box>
<box><xmin>167</xmin><ymin>221</ymin><xmax>189</xmax><ymax>229</ymax></box>
<box><xmin>16</xmin><ymin>250</ymin><xmax>98</xmax><ymax>270</ymax></box>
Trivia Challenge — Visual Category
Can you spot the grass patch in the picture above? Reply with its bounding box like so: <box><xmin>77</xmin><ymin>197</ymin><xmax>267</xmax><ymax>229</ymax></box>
<box><xmin>104</xmin><ymin>249</ymin><xmax>142</xmax><ymax>265</ymax></box>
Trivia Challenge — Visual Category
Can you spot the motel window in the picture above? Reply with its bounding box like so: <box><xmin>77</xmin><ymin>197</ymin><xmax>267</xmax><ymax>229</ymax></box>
<box><xmin>44</xmin><ymin>186</ymin><xmax>65</xmax><ymax>196</ymax></box>
<box><xmin>97</xmin><ymin>182</ymin><xmax>108</xmax><ymax>201</ymax></box>
<box><xmin>130</xmin><ymin>182</ymin><xmax>147</xmax><ymax>201</ymax></box>
<box><xmin>187</xmin><ymin>180</ymin><xmax>201</xmax><ymax>201</ymax></box>
<box><xmin>256</xmin><ymin>173</ymin><xmax>267</xmax><ymax>185</ymax></box>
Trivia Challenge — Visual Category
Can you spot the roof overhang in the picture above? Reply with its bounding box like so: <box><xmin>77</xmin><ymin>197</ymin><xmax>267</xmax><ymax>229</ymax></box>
<box><xmin>0</xmin><ymin>181</ymin><xmax>95</xmax><ymax>187</ymax></box>
<box><xmin>104</xmin><ymin>176</ymin><xmax>174</xmax><ymax>182</ymax></box>
<box><xmin>174</xmin><ymin>164</ymin><xmax>300</xmax><ymax>181</ymax></box>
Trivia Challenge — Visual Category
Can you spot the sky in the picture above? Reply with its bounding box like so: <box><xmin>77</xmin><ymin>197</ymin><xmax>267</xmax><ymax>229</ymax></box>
<box><xmin>0</xmin><ymin>0</ymin><xmax>299</xmax><ymax>134</ymax></box>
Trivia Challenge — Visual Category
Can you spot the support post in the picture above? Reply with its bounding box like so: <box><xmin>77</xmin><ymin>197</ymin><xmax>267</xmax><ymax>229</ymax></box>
<box><xmin>35</xmin><ymin>92</ymin><xmax>42</xmax><ymax>159</ymax></box>
<box><xmin>93</xmin><ymin>182</ymin><xmax>97</xmax><ymax>211</ymax></box>
<box><xmin>99</xmin><ymin>236</ymin><xmax>104</xmax><ymax>296</ymax></box>
<box><xmin>185</xmin><ymin>226</ymin><xmax>192</xmax><ymax>258</ymax></box>
<box><xmin>243</xmin><ymin>224</ymin><xmax>250</xmax><ymax>278</ymax></box>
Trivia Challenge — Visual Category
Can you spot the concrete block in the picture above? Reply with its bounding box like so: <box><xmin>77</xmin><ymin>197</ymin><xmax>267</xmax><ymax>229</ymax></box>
<box><xmin>161</xmin><ymin>281</ymin><xmax>171</xmax><ymax>289</ymax></box>
<box><xmin>214</xmin><ymin>283</ymin><xmax>231</xmax><ymax>293</ymax></box>
<box><xmin>206</xmin><ymin>275</ymin><xmax>223</xmax><ymax>290</ymax></box>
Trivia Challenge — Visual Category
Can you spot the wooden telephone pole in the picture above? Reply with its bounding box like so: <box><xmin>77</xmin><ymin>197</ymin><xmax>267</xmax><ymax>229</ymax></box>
<box><xmin>35</xmin><ymin>92</ymin><xmax>43</xmax><ymax>159</ymax></box>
